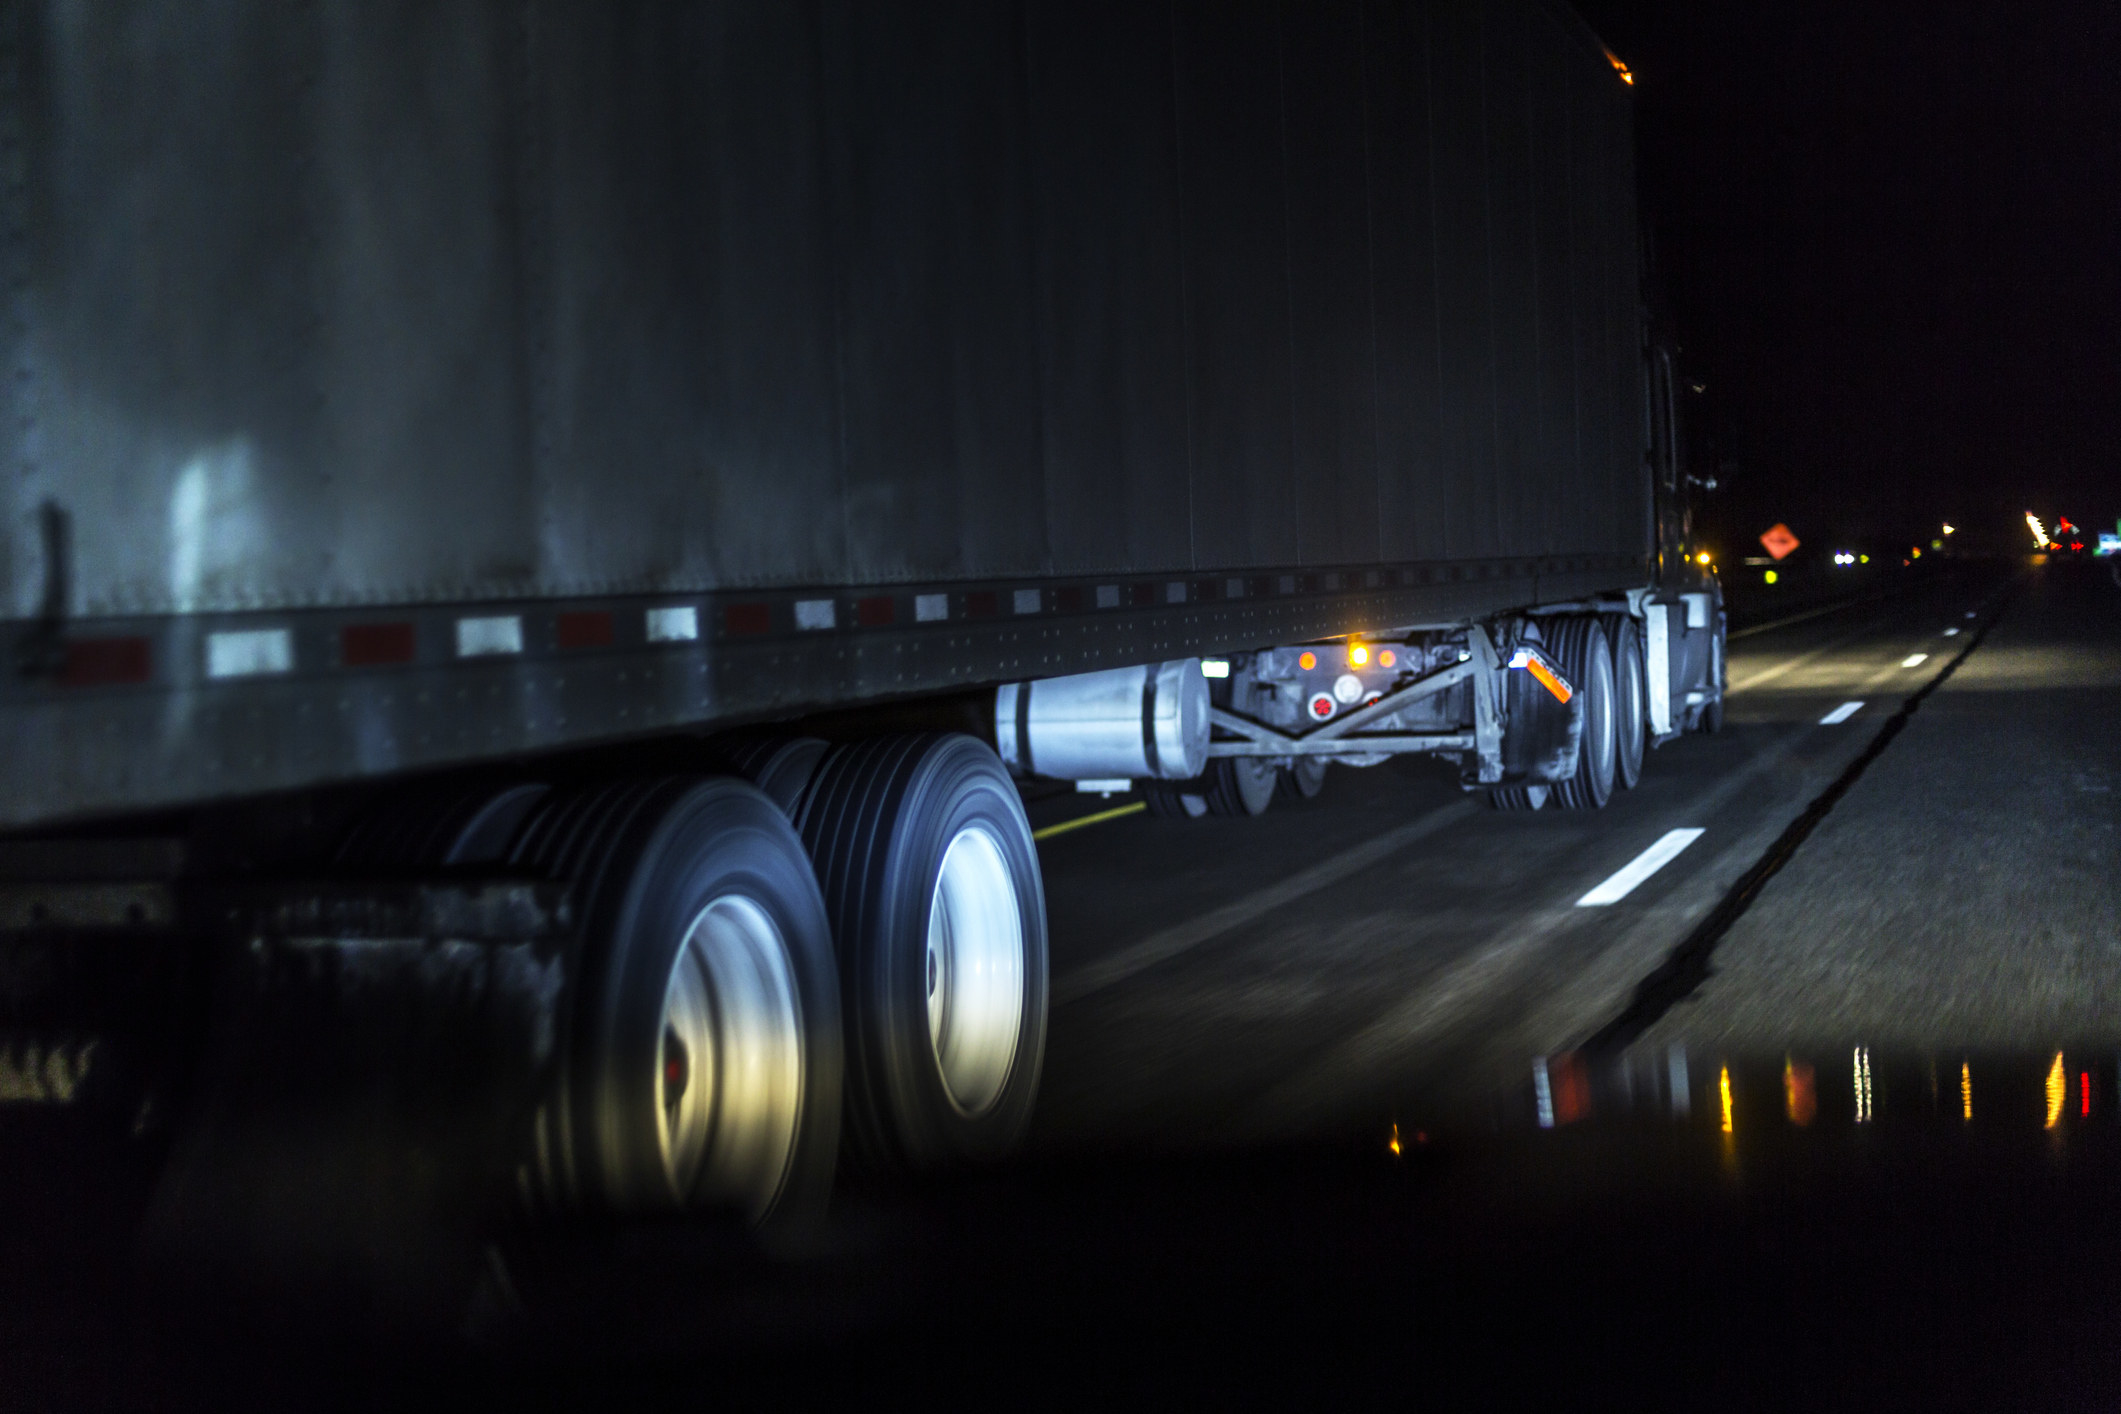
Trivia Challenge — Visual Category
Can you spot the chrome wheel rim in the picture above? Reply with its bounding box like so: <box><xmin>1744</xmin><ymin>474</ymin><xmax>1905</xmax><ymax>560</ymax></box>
<box><xmin>925</xmin><ymin>824</ymin><xmax>1026</xmax><ymax>1116</ymax></box>
<box><xmin>657</xmin><ymin>895</ymin><xmax>804</xmax><ymax>1221</ymax></box>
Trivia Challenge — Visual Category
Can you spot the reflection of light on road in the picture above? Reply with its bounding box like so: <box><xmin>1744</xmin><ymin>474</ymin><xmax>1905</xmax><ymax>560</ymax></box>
<box><xmin>1784</xmin><ymin>1057</ymin><xmax>1816</xmax><ymax>1126</ymax></box>
<box><xmin>1669</xmin><ymin>1045</ymin><xmax>1691</xmax><ymax>1120</ymax></box>
<box><xmin>1961</xmin><ymin>1062</ymin><xmax>1972</xmax><ymax>1122</ymax></box>
<box><xmin>1719</xmin><ymin>1066</ymin><xmax>1734</xmax><ymax>1134</ymax></box>
<box><xmin>2045</xmin><ymin>1053</ymin><xmax>2066</xmax><ymax>1129</ymax></box>
<box><xmin>1388</xmin><ymin>1123</ymin><xmax>1402</xmax><ymax>1156</ymax></box>
<box><xmin>1853</xmin><ymin>1047</ymin><xmax>1872</xmax><ymax>1123</ymax></box>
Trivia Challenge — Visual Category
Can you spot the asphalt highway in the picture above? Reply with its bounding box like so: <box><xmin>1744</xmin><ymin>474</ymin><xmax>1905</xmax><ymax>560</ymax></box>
<box><xmin>1024</xmin><ymin>556</ymin><xmax>2107</xmax><ymax>1146</ymax></box>
<box><xmin>23</xmin><ymin>556</ymin><xmax>2121</xmax><ymax>1410</ymax></box>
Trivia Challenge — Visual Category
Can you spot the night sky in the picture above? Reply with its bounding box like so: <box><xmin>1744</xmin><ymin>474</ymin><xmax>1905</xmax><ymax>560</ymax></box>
<box><xmin>1572</xmin><ymin>0</ymin><xmax>2121</xmax><ymax>556</ymax></box>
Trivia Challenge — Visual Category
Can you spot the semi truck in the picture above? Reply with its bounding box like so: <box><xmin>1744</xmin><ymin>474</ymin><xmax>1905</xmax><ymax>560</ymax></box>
<box><xmin>0</xmin><ymin>0</ymin><xmax>1721</xmax><ymax>1239</ymax></box>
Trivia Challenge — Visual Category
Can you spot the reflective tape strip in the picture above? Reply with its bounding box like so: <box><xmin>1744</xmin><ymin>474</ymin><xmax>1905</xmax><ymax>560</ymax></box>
<box><xmin>455</xmin><ymin>616</ymin><xmax>523</xmax><ymax>657</ymax></box>
<box><xmin>794</xmin><ymin>599</ymin><xmax>836</xmax><ymax>631</ymax></box>
<box><xmin>915</xmin><ymin>594</ymin><xmax>949</xmax><ymax>622</ymax></box>
<box><xmin>645</xmin><ymin>606</ymin><xmax>698</xmax><ymax>642</ymax></box>
<box><xmin>1013</xmin><ymin>589</ymin><xmax>1042</xmax><ymax>615</ymax></box>
<box><xmin>1095</xmin><ymin>586</ymin><xmax>1119</xmax><ymax>609</ymax></box>
<box><xmin>206</xmin><ymin>628</ymin><xmax>293</xmax><ymax>679</ymax></box>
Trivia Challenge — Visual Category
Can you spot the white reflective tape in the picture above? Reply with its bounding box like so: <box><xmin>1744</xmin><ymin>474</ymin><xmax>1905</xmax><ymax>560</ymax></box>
<box><xmin>916</xmin><ymin>593</ymin><xmax>949</xmax><ymax>623</ymax></box>
<box><xmin>1819</xmin><ymin>700</ymin><xmax>1865</xmax><ymax>725</ymax></box>
<box><xmin>1165</xmin><ymin>581</ymin><xmax>1187</xmax><ymax>604</ymax></box>
<box><xmin>1095</xmin><ymin>585</ymin><xmax>1119</xmax><ymax>610</ymax></box>
<box><xmin>645</xmin><ymin>606</ymin><xmax>698</xmax><ymax>643</ymax></box>
<box><xmin>455</xmin><ymin>616</ymin><xmax>523</xmax><ymax>657</ymax></box>
<box><xmin>1577</xmin><ymin>828</ymin><xmax>1705</xmax><ymax>906</ymax></box>
<box><xmin>794</xmin><ymin>599</ymin><xmax>836</xmax><ymax>631</ymax></box>
<box><xmin>1225</xmin><ymin>578</ymin><xmax>1245</xmax><ymax>598</ymax></box>
<box><xmin>1941</xmin><ymin>627</ymin><xmax>1960</xmax><ymax>637</ymax></box>
<box><xmin>206</xmin><ymin>628</ymin><xmax>292</xmax><ymax>679</ymax></box>
<box><xmin>1013</xmin><ymin>589</ymin><xmax>1042</xmax><ymax>615</ymax></box>
<box><xmin>1200</xmin><ymin>658</ymin><xmax>1231</xmax><ymax>679</ymax></box>
<box><xmin>1901</xmin><ymin>653</ymin><xmax>1929</xmax><ymax>668</ymax></box>
<box><xmin>1074</xmin><ymin>779</ymin><xmax>1131</xmax><ymax>794</ymax></box>
<box><xmin>1533</xmin><ymin>1057</ymin><xmax>1555</xmax><ymax>1129</ymax></box>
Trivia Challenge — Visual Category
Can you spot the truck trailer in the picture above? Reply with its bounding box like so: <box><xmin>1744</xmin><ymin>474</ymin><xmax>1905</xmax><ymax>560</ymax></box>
<box><xmin>0</xmin><ymin>0</ymin><xmax>1722</xmax><ymax>1236</ymax></box>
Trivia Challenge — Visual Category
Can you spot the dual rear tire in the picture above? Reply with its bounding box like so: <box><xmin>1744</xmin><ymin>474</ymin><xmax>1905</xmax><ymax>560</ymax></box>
<box><xmin>338</xmin><ymin>732</ymin><xmax>1048</xmax><ymax>1233</ymax></box>
<box><xmin>796</xmin><ymin>735</ymin><xmax>1048</xmax><ymax>1168</ymax></box>
<box><xmin>1491</xmin><ymin>615</ymin><xmax>1639</xmax><ymax>811</ymax></box>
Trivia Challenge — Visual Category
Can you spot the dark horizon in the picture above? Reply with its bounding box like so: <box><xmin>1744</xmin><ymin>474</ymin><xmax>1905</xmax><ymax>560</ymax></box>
<box><xmin>1575</xmin><ymin>0</ymin><xmax>2120</xmax><ymax>557</ymax></box>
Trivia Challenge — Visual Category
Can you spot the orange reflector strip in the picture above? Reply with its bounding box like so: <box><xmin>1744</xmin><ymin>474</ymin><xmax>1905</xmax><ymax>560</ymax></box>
<box><xmin>1525</xmin><ymin>655</ymin><xmax>1572</xmax><ymax>704</ymax></box>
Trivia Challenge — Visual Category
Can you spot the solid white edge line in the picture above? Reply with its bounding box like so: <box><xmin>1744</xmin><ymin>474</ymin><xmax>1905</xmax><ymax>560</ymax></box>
<box><xmin>1818</xmin><ymin>700</ymin><xmax>1865</xmax><ymax>725</ymax></box>
<box><xmin>1576</xmin><ymin>828</ymin><xmax>1706</xmax><ymax>907</ymax></box>
<box><xmin>1901</xmin><ymin>653</ymin><xmax>1929</xmax><ymax>668</ymax></box>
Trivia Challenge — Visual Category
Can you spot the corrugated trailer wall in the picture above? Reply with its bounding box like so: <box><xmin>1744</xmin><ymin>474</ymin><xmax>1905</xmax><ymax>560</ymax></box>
<box><xmin>2</xmin><ymin>0</ymin><xmax>1642</xmax><ymax>617</ymax></box>
<box><xmin>0</xmin><ymin>0</ymin><xmax>1646</xmax><ymax>827</ymax></box>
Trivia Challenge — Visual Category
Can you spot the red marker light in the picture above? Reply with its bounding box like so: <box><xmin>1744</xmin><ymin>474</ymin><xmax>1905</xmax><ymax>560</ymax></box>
<box><xmin>1298</xmin><ymin>651</ymin><xmax>1317</xmax><ymax>671</ymax></box>
<box><xmin>2083</xmin><ymin>1073</ymin><xmax>2092</xmax><ymax>1117</ymax></box>
<box><xmin>1308</xmin><ymin>693</ymin><xmax>1336</xmax><ymax>720</ymax></box>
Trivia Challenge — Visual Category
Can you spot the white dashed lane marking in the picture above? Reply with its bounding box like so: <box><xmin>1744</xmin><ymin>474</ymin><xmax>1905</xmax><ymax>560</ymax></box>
<box><xmin>1577</xmin><ymin>829</ymin><xmax>1707</xmax><ymax>907</ymax></box>
<box><xmin>1901</xmin><ymin>653</ymin><xmax>1930</xmax><ymax>668</ymax></box>
<box><xmin>1819</xmin><ymin>701</ymin><xmax>1865</xmax><ymax>725</ymax></box>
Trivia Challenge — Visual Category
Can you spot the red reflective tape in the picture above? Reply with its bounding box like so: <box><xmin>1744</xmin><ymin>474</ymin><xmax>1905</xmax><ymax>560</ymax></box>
<box><xmin>60</xmin><ymin>636</ymin><xmax>152</xmax><ymax>686</ymax></box>
<box><xmin>340</xmin><ymin>622</ymin><xmax>416</xmax><ymax>667</ymax></box>
<box><xmin>723</xmin><ymin>603</ymin><xmax>772</xmax><ymax>636</ymax></box>
<box><xmin>1053</xmin><ymin>586</ymin><xmax>1084</xmax><ymax>614</ymax></box>
<box><xmin>855</xmin><ymin>595</ymin><xmax>895</xmax><ymax>627</ymax></box>
<box><xmin>964</xmin><ymin>591</ymin><xmax>999</xmax><ymax>618</ymax></box>
<box><xmin>1126</xmin><ymin>583</ymin><xmax>1154</xmax><ymax>608</ymax></box>
<box><xmin>556</xmin><ymin>610</ymin><xmax>615</xmax><ymax>649</ymax></box>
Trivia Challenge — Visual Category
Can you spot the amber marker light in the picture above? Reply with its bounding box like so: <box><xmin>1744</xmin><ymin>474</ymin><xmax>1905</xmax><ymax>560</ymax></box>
<box><xmin>1378</xmin><ymin>649</ymin><xmax>1397</xmax><ymax>668</ymax></box>
<box><xmin>1696</xmin><ymin>551</ymin><xmax>1711</xmax><ymax>566</ymax></box>
<box><xmin>1388</xmin><ymin>1123</ymin><xmax>1402</xmax><ymax>1157</ymax></box>
<box><xmin>1298</xmin><ymin>651</ymin><xmax>1316</xmax><ymax>671</ymax></box>
<box><xmin>1348</xmin><ymin>643</ymin><xmax>1369</xmax><ymax>667</ymax></box>
<box><xmin>1719</xmin><ymin>1066</ymin><xmax>1734</xmax><ymax>1134</ymax></box>
<box><xmin>2046</xmin><ymin>1053</ymin><xmax>2066</xmax><ymax>1129</ymax></box>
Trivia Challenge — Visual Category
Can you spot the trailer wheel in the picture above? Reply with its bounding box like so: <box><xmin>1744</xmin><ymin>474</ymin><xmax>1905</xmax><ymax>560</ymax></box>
<box><xmin>1202</xmin><ymin>756</ymin><xmax>1278</xmax><ymax>817</ymax></box>
<box><xmin>1143</xmin><ymin>784</ymin><xmax>1210</xmax><ymax>818</ymax></box>
<box><xmin>799</xmin><ymin>735</ymin><xmax>1047</xmax><ymax>1168</ymax></box>
<box><xmin>1603</xmin><ymin>616</ymin><xmax>1647</xmax><ymax>790</ymax></box>
<box><xmin>1547</xmin><ymin>618</ymin><xmax>1617</xmax><ymax>810</ymax></box>
<box><xmin>511</xmin><ymin>778</ymin><xmax>842</xmax><ymax>1227</ymax></box>
<box><xmin>712</xmin><ymin>734</ymin><xmax>830</xmax><ymax>817</ymax></box>
<box><xmin>1275</xmin><ymin>757</ymin><xmax>1329</xmax><ymax>803</ymax></box>
<box><xmin>1490</xmin><ymin>784</ymin><xmax>1549</xmax><ymax>811</ymax></box>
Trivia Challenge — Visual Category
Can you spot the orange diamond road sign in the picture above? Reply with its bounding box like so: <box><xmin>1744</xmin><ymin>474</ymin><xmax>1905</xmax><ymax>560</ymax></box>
<box><xmin>1759</xmin><ymin>524</ymin><xmax>1800</xmax><ymax>560</ymax></box>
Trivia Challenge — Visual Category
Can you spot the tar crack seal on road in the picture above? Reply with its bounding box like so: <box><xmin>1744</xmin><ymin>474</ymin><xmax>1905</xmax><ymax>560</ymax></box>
<box><xmin>1577</xmin><ymin>578</ymin><xmax>2023</xmax><ymax>1060</ymax></box>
